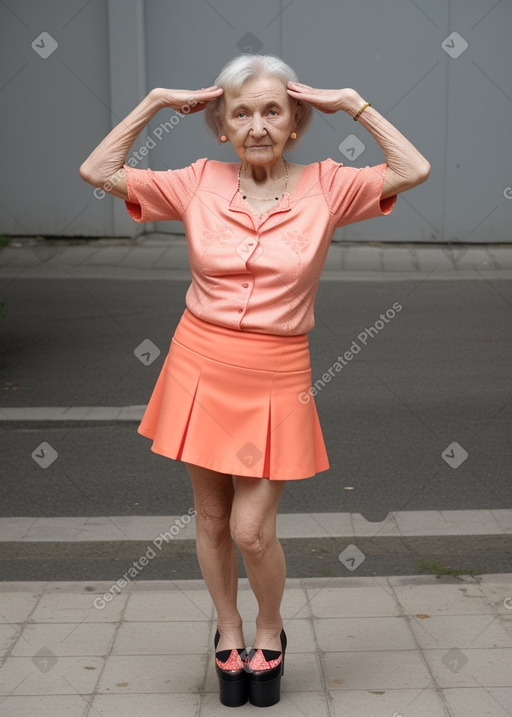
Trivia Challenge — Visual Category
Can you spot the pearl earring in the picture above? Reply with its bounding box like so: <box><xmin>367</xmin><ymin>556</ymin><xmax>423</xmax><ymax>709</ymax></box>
<box><xmin>220</xmin><ymin>135</ymin><xmax>228</xmax><ymax>142</ymax></box>
<box><xmin>290</xmin><ymin>132</ymin><xmax>297</xmax><ymax>139</ymax></box>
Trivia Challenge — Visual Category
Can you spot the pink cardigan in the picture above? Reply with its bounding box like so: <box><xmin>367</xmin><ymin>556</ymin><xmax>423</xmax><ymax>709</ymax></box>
<box><xmin>124</xmin><ymin>158</ymin><xmax>396</xmax><ymax>335</ymax></box>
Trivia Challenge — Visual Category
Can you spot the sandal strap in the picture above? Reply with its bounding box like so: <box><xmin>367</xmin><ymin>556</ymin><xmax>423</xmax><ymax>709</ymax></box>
<box><xmin>247</xmin><ymin>648</ymin><xmax>282</xmax><ymax>671</ymax></box>
<box><xmin>215</xmin><ymin>648</ymin><xmax>245</xmax><ymax>671</ymax></box>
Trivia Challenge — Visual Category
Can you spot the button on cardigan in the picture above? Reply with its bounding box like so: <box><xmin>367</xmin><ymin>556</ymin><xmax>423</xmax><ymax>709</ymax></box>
<box><xmin>124</xmin><ymin>158</ymin><xmax>396</xmax><ymax>335</ymax></box>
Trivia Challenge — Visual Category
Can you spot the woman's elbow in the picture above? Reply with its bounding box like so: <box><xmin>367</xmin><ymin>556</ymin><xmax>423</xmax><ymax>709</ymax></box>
<box><xmin>409</xmin><ymin>160</ymin><xmax>431</xmax><ymax>189</ymax></box>
<box><xmin>79</xmin><ymin>162</ymin><xmax>97</xmax><ymax>186</ymax></box>
<box><xmin>79</xmin><ymin>159</ymin><xmax>109</xmax><ymax>188</ymax></box>
<box><xmin>418</xmin><ymin>160</ymin><xmax>431</xmax><ymax>183</ymax></box>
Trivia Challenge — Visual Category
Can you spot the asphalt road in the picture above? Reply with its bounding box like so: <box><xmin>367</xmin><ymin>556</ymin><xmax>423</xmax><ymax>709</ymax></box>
<box><xmin>1</xmin><ymin>275</ymin><xmax>511</xmax><ymax>577</ymax></box>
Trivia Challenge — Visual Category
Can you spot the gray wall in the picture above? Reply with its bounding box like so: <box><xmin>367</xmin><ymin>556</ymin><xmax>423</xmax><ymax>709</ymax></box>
<box><xmin>1</xmin><ymin>0</ymin><xmax>511</xmax><ymax>242</ymax></box>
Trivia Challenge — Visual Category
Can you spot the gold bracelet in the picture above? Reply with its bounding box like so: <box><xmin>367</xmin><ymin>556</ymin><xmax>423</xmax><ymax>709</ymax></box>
<box><xmin>353</xmin><ymin>101</ymin><xmax>371</xmax><ymax>121</ymax></box>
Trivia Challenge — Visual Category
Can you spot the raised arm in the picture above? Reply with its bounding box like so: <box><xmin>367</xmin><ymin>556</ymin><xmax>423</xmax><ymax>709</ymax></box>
<box><xmin>344</xmin><ymin>90</ymin><xmax>430</xmax><ymax>198</ymax></box>
<box><xmin>79</xmin><ymin>86</ymin><xmax>223</xmax><ymax>200</ymax></box>
<box><xmin>287</xmin><ymin>82</ymin><xmax>430</xmax><ymax>199</ymax></box>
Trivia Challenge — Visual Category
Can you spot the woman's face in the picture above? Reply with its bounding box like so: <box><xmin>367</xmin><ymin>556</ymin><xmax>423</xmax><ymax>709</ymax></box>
<box><xmin>221</xmin><ymin>75</ymin><xmax>298</xmax><ymax>165</ymax></box>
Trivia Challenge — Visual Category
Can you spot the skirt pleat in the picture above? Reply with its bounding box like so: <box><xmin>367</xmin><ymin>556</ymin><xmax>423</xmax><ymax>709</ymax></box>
<box><xmin>138</xmin><ymin>308</ymin><xmax>330</xmax><ymax>480</ymax></box>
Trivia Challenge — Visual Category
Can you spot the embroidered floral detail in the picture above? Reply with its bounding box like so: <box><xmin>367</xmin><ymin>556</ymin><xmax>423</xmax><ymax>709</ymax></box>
<box><xmin>247</xmin><ymin>649</ymin><xmax>282</xmax><ymax>672</ymax></box>
<box><xmin>216</xmin><ymin>649</ymin><xmax>244</xmax><ymax>671</ymax></box>
<box><xmin>202</xmin><ymin>224</ymin><xmax>233</xmax><ymax>245</ymax></box>
<box><xmin>282</xmin><ymin>229</ymin><xmax>310</xmax><ymax>253</ymax></box>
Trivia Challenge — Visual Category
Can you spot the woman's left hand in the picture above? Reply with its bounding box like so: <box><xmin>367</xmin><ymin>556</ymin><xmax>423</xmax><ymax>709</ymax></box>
<box><xmin>286</xmin><ymin>82</ymin><xmax>362</xmax><ymax>115</ymax></box>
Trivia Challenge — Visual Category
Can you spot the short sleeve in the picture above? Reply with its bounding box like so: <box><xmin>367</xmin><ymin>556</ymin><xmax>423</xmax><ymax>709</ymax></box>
<box><xmin>320</xmin><ymin>159</ymin><xmax>397</xmax><ymax>229</ymax></box>
<box><xmin>124</xmin><ymin>157</ymin><xmax>208</xmax><ymax>223</ymax></box>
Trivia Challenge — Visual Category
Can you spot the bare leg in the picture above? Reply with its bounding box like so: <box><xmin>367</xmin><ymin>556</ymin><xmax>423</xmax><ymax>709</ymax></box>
<box><xmin>185</xmin><ymin>462</ymin><xmax>245</xmax><ymax>652</ymax></box>
<box><xmin>230</xmin><ymin>476</ymin><xmax>286</xmax><ymax>653</ymax></box>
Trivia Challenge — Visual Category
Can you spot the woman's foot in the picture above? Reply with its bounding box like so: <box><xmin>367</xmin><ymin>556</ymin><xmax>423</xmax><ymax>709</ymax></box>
<box><xmin>215</xmin><ymin>623</ymin><xmax>246</xmax><ymax>653</ymax></box>
<box><xmin>248</xmin><ymin>624</ymin><xmax>285</xmax><ymax>673</ymax></box>
<box><xmin>251</xmin><ymin>623</ymin><xmax>284</xmax><ymax>654</ymax></box>
<box><xmin>215</xmin><ymin>623</ymin><xmax>246</xmax><ymax>671</ymax></box>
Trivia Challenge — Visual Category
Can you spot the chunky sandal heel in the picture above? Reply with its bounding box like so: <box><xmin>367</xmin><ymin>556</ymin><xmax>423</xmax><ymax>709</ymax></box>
<box><xmin>217</xmin><ymin>667</ymin><xmax>249</xmax><ymax>707</ymax></box>
<box><xmin>248</xmin><ymin>666</ymin><xmax>282</xmax><ymax>707</ymax></box>
<box><xmin>248</xmin><ymin>629</ymin><xmax>287</xmax><ymax>708</ymax></box>
<box><xmin>214</xmin><ymin>629</ymin><xmax>249</xmax><ymax>707</ymax></box>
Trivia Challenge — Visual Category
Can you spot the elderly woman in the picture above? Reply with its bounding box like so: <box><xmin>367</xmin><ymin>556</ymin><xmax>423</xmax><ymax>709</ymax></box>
<box><xmin>80</xmin><ymin>53</ymin><xmax>429</xmax><ymax>707</ymax></box>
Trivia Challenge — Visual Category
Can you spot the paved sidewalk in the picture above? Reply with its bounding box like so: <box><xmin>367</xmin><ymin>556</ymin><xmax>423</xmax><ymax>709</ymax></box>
<box><xmin>1</xmin><ymin>235</ymin><xmax>512</xmax><ymax>280</ymax></box>
<box><xmin>1</xmin><ymin>575</ymin><xmax>512</xmax><ymax>716</ymax></box>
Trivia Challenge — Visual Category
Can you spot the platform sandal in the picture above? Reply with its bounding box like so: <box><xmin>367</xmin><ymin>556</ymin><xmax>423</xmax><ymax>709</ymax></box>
<box><xmin>247</xmin><ymin>629</ymin><xmax>287</xmax><ymax>707</ymax></box>
<box><xmin>214</xmin><ymin>628</ymin><xmax>249</xmax><ymax>707</ymax></box>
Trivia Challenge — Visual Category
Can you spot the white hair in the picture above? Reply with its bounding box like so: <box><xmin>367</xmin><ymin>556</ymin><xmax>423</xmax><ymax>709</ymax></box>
<box><xmin>204</xmin><ymin>54</ymin><xmax>313</xmax><ymax>150</ymax></box>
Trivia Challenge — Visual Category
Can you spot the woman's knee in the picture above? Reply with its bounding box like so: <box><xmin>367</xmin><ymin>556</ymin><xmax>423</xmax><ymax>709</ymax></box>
<box><xmin>230</xmin><ymin>478</ymin><xmax>283</xmax><ymax>556</ymax></box>
<box><xmin>230</xmin><ymin>518</ymin><xmax>276</xmax><ymax>558</ymax></box>
<box><xmin>194</xmin><ymin>492</ymin><xmax>233</xmax><ymax>543</ymax></box>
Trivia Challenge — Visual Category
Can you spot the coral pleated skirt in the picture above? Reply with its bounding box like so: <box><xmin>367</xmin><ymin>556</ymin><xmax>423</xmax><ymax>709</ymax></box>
<box><xmin>138</xmin><ymin>308</ymin><xmax>330</xmax><ymax>480</ymax></box>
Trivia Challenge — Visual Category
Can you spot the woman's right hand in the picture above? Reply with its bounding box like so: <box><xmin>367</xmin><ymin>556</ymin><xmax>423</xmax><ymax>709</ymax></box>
<box><xmin>150</xmin><ymin>85</ymin><xmax>224</xmax><ymax>114</ymax></box>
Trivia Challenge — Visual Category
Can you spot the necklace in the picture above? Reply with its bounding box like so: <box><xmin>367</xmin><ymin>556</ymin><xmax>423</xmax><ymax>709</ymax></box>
<box><xmin>238</xmin><ymin>158</ymin><xmax>288</xmax><ymax>201</ymax></box>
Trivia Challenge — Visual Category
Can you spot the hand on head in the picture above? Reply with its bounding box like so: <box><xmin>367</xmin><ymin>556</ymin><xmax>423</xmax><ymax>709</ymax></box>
<box><xmin>286</xmin><ymin>81</ymin><xmax>341</xmax><ymax>114</ymax></box>
<box><xmin>152</xmin><ymin>85</ymin><xmax>223</xmax><ymax>113</ymax></box>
